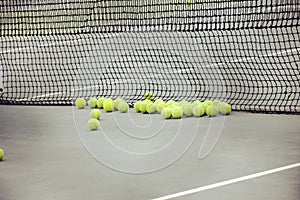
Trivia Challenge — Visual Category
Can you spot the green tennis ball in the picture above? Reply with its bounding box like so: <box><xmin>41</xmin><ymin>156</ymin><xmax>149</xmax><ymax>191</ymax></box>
<box><xmin>103</xmin><ymin>98</ymin><xmax>113</xmax><ymax>112</ymax></box>
<box><xmin>96</xmin><ymin>97</ymin><xmax>106</xmax><ymax>109</ymax></box>
<box><xmin>114</xmin><ymin>98</ymin><xmax>124</xmax><ymax>110</ymax></box>
<box><xmin>146</xmin><ymin>102</ymin><xmax>156</xmax><ymax>114</ymax></box>
<box><xmin>90</xmin><ymin>109</ymin><xmax>101</xmax><ymax>120</ymax></box>
<box><xmin>204</xmin><ymin>100</ymin><xmax>213</xmax><ymax>106</ymax></box>
<box><xmin>118</xmin><ymin>101</ymin><xmax>129</xmax><ymax>113</ymax></box>
<box><xmin>75</xmin><ymin>98</ymin><xmax>86</xmax><ymax>109</ymax></box>
<box><xmin>192</xmin><ymin>100</ymin><xmax>201</xmax><ymax>106</ymax></box>
<box><xmin>168</xmin><ymin>102</ymin><xmax>181</xmax><ymax>109</ymax></box>
<box><xmin>218</xmin><ymin>102</ymin><xmax>232</xmax><ymax>115</ymax></box>
<box><xmin>166</xmin><ymin>100</ymin><xmax>176</xmax><ymax>106</ymax></box>
<box><xmin>156</xmin><ymin>102</ymin><xmax>167</xmax><ymax>113</ymax></box>
<box><xmin>206</xmin><ymin>105</ymin><xmax>218</xmax><ymax>117</ymax></box>
<box><xmin>134</xmin><ymin>101</ymin><xmax>142</xmax><ymax>112</ymax></box>
<box><xmin>161</xmin><ymin>107</ymin><xmax>172</xmax><ymax>119</ymax></box>
<box><xmin>200</xmin><ymin>102</ymin><xmax>208</xmax><ymax>113</ymax></box>
<box><xmin>193</xmin><ymin>104</ymin><xmax>205</xmax><ymax>117</ymax></box>
<box><xmin>172</xmin><ymin>107</ymin><xmax>183</xmax><ymax>119</ymax></box>
<box><xmin>187</xmin><ymin>0</ymin><xmax>192</xmax><ymax>6</ymax></box>
<box><xmin>212</xmin><ymin>100</ymin><xmax>221</xmax><ymax>107</ymax></box>
<box><xmin>182</xmin><ymin>104</ymin><xmax>193</xmax><ymax>117</ymax></box>
<box><xmin>154</xmin><ymin>99</ymin><xmax>164</xmax><ymax>105</ymax></box>
<box><xmin>88</xmin><ymin>118</ymin><xmax>100</xmax><ymax>130</ymax></box>
<box><xmin>179</xmin><ymin>100</ymin><xmax>189</xmax><ymax>107</ymax></box>
<box><xmin>88</xmin><ymin>97</ymin><xmax>98</xmax><ymax>108</ymax></box>
<box><xmin>139</xmin><ymin>101</ymin><xmax>148</xmax><ymax>113</ymax></box>
<box><xmin>144</xmin><ymin>91</ymin><xmax>155</xmax><ymax>101</ymax></box>
<box><xmin>0</xmin><ymin>148</ymin><xmax>5</xmax><ymax>161</ymax></box>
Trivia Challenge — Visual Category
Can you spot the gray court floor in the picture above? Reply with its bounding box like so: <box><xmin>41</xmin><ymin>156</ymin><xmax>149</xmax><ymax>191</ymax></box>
<box><xmin>0</xmin><ymin>105</ymin><xmax>299</xmax><ymax>200</ymax></box>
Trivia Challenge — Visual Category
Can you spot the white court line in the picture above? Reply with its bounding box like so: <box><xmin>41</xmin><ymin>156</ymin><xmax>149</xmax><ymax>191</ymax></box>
<box><xmin>152</xmin><ymin>162</ymin><xmax>300</xmax><ymax>200</ymax></box>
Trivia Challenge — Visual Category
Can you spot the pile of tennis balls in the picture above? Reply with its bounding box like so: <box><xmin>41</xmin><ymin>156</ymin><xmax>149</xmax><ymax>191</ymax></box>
<box><xmin>133</xmin><ymin>92</ymin><xmax>232</xmax><ymax>119</ymax></box>
<box><xmin>75</xmin><ymin>97</ymin><xmax>129</xmax><ymax>131</ymax></box>
<box><xmin>75</xmin><ymin>92</ymin><xmax>232</xmax><ymax>130</ymax></box>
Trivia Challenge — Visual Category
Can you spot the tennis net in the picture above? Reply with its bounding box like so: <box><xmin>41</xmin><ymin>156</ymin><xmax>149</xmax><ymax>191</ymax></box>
<box><xmin>0</xmin><ymin>0</ymin><xmax>299</xmax><ymax>113</ymax></box>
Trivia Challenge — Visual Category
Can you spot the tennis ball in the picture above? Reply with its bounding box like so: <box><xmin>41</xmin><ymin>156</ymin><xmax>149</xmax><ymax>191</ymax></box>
<box><xmin>200</xmin><ymin>102</ymin><xmax>208</xmax><ymax>113</ymax></box>
<box><xmin>88</xmin><ymin>118</ymin><xmax>100</xmax><ymax>130</ymax></box>
<box><xmin>206</xmin><ymin>105</ymin><xmax>218</xmax><ymax>117</ymax></box>
<box><xmin>144</xmin><ymin>91</ymin><xmax>155</xmax><ymax>101</ymax></box>
<box><xmin>192</xmin><ymin>100</ymin><xmax>201</xmax><ymax>107</ymax></box>
<box><xmin>0</xmin><ymin>149</ymin><xmax>4</xmax><ymax>161</ymax></box>
<box><xmin>166</xmin><ymin>100</ymin><xmax>176</xmax><ymax>106</ymax></box>
<box><xmin>179</xmin><ymin>100</ymin><xmax>189</xmax><ymax>107</ymax></box>
<box><xmin>218</xmin><ymin>102</ymin><xmax>232</xmax><ymax>115</ymax></box>
<box><xmin>103</xmin><ymin>98</ymin><xmax>113</xmax><ymax>112</ymax></box>
<box><xmin>146</xmin><ymin>102</ymin><xmax>156</xmax><ymax>114</ymax></box>
<box><xmin>172</xmin><ymin>107</ymin><xmax>183</xmax><ymax>119</ymax></box>
<box><xmin>96</xmin><ymin>97</ymin><xmax>106</xmax><ymax>109</ymax></box>
<box><xmin>193</xmin><ymin>104</ymin><xmax>205</xmax><ymax>117</ymax></box>
<box><xmin>168</xmin><ymin>102</ymin><xmax>181</xmax><ymax>109</ymax></box>
<box><xmin>182</xmin><ymin>104</ymin><xmax>193</xmax><ymax>117</ymax></box>
<box><xmin>212</xmin><ymin>100</ymin><xmax>221</xmax><ymax>107</ymax></box>
<box><xmin>154</xmin><ymin>99</ymin><xmax>164</xmax><ymax>105</ymax></box>
<box><xmin>156</xmin><ymin>102</ymin><xmax>167</xmax><ymax>113</ymax></box>
<box><xmin>75</xmin><ymin>98</ymin><xmax>86</xmax><ymax>109</ymax></box>
<box><xmin>204</xmin><ymin>100</ymin><xmax>213</xmax><ymax>106</ymax></box>
<box><xmin>118</xmin><ymin>101</ymin><xmax>129</xmax><ymax>113</ymax></box>
<box><xmin>134</xmin><ymin>101</ymin><xmax>142</xmax><ymax>112</ymax></box>
<box><xmin>161</xmin><ymin>107</ymin><xmax>172</xmax><ymax>119</ymax></box>
<box><xmin>88</xmin><ymin>97</ymin><xmax>98</xmax><ymax>108</ymax></box>
<box><xmin>187</xmin><ymin>0</ymin><xmax>192</xmax><ymax>6</ymax></box>
<box><xmin>139</xmin><ymin>101</ymin><xmax>148</xmax><ymax>113</ymax></box>
<box><xmin>114</xmin><ymin>98</ymin><xmax>124</xmax><ymax>110</ymax></box>
<box><xmin>90</xmin><ymin>109</ymin><xmax>101</xmax><ymax>120</ymax></box>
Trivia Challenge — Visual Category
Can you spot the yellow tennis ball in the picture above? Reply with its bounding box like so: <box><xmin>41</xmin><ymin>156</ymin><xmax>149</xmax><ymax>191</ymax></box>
<box><xmin>218</xmin><ymin>102</ymin><xmax>232</xmax><ymax>115</ymax></box>
<box><xmin>192</xmin><ymin>100</ymin><xmax>201</xmax><ymax>107</ymax></box>
<box><xmin>96</xmin><ymin>97</ymin><xmax>106</xmax><ymax>108</ymax></box>
<box><xmin>200</xmin><ymin>102</ymin><xmax>208</xmax><ymax>113</ymax></box>
<box><xmin>0</xmin><ymin>148</ymin><xmax>5</xmax><ymax>161</ymax></box>
<box><xmin>166</xmin><ymin>100</ymin><xmax>176</xmax><ymax>106</ymax></box>
<box><xmin>179</xmin><ymin>100</ymin><xmax>189</xmax><ymax>107</ymax></box>
<box><xmin>88</xmin><ymin>118</ymin><xmax>100</xmax><ymax>130</ymax></box>
<box><xmin>134</xmin><ymin>101</ymin><xmax>142</xmax><ymax>112</ymax></box>
<box><xmin>187</xmin><ymin>0</ymin><xmax>192</xmax><ymax>6</ymax></box>
<box><xmin>114</xmin><ymin>98</ymin><xmax>124</xmax><ymax>110</ymax></box>
<box><xmin>212</xmin><ymin>99</ymin><xmax>221</xmax><ymax>107</ymax></box>
<box><xmin>206</xmin><ymin>105</ymin><xmax>218</xmax><ymax>117</ymax></box>
<box><xmin>172</xmin><ymin>107</ymin><xmax>183</xmax><ymax>119</ymax></box>
<box><xmin>168</xmin><ymin>102</ymin><xmax>181</xmax><ymax>109</ymax></box>
<box><xmin>139</xmin><ymin>101</ymin><xmax>148</xmax><ymax>113</ymax></box>
<box><xmin>182</xmin><ymin>104</ymin><xmax>193</xmax><ymax>117</ymax></box>
<box><xmin>154</xmin><ymin>99</ymin><xmax>164</xmax><ymax>105</ymax></box>
<box><xmin>75</xmin><ymin>98</ymin><xmax>86</xmax><ymax>109</ymax></box>
<box><xmin>204</xmin><ymin>100</ymin><xmax>213</xmax><ymax>106</ymax></box>
<box><xmin>146</xmin><ymin>102</ymin><xmax>156</xmax><ymax>114</ymax></box>
<box><xmin>161</xmin><ymin>107</ymin><xmax>172</xmax><ymax>119</ymax></box>
<box><xmin>144</xmin><ymin>91</ymin><xmax>155</xmax><ymax>101</ymax></box>
<box><xmin>90</xmin><ymin>109</ymin><xmax>101</xmax><ymax>120</ymax></box>
<box><xmin>156</xmin><ymin>102</ymin><xmax>167</xmax><ymax>113</ymax></box>
<box><xmin>103</xmin><ymin>98</ymin><xmax>113</xmax><ymax>112</ymax></box>
<box><xmin>88</xmin><ymin>97</ymin><xmax>97</xmax><ymax>108</ymax></box>
<box><xmin>118</xmin><ymin>101</ymin><xmax>129</xmax><ymax>113</ymax></box>
<box><xmin>193</xmin><ymin>104</ymin><xmax>205</xmax><ymax>117</ymax></box>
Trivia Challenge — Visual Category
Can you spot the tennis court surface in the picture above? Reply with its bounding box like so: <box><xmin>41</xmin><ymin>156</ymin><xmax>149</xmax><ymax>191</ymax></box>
<box><xmin>0</xmin><ymin>1</ymin><xmax>299</xmax><ymax>200</ymax></box>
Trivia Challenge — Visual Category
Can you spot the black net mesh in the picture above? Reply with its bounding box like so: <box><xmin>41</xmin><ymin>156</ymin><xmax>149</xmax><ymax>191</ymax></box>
<box><xmin>0</xmin><ymin>0</ymin><xmax>299</xmax><ymax>113</ymax></box>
